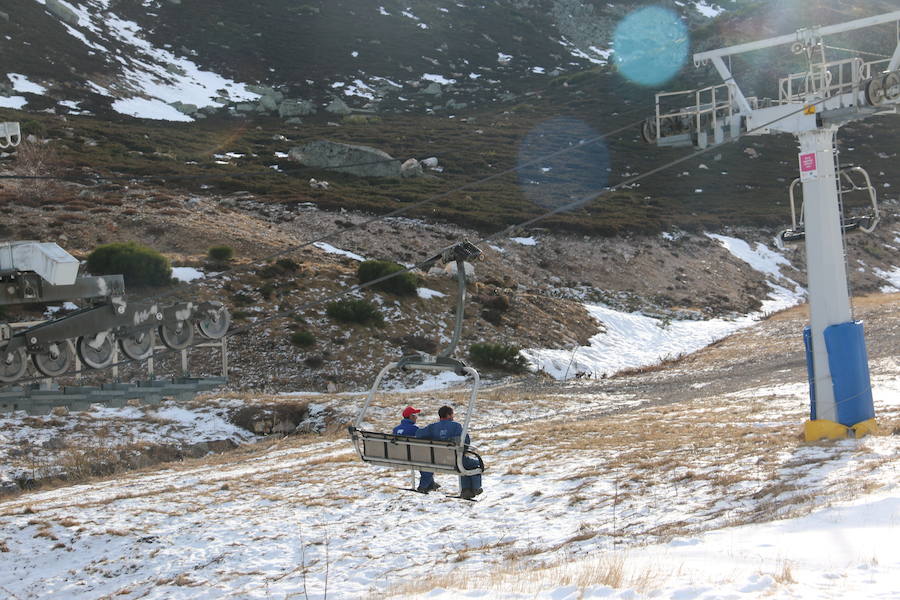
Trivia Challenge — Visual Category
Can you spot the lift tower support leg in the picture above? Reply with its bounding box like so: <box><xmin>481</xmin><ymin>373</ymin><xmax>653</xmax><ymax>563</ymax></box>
<box><xmin>799</xmin><ymin>128</ymin><xmax>876</xmax><ymax>441</ymax></box>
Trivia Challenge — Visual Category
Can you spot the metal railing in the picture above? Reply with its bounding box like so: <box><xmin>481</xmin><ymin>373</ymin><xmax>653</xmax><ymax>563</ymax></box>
<box><xmin>654</xmin><ymin>84</ymin><xmax>735</xmax><ymax>136</ymax></box>
<box><xmin>778</xmin><ymin>57</ymin><xmax>891</xmax><ymax>104</ymax></box>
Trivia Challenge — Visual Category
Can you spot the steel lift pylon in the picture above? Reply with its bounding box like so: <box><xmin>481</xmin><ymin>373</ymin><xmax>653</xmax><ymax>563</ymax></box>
<box><xmin>643</xmin><ymin>10</ymin><xmax>900</xmax><ymax>441</ymax></box>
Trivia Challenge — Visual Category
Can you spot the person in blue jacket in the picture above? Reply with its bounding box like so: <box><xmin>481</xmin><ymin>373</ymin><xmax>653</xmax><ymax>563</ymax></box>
<box><xmin>392</xmin><ymin>406</ymin><xmax>439</xmax><ymax>493</ymax></box>
<box><xmin>416</xmin><ymin>405</ymin><xmax>483</xmax><ymax>499</ymax></box>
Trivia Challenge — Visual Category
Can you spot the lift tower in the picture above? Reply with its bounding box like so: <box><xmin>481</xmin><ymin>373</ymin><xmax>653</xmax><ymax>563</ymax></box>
<box><xmin>643</xmin><ymin>11</ymin><xmax>900</xmax><ymax>440</ymax></box>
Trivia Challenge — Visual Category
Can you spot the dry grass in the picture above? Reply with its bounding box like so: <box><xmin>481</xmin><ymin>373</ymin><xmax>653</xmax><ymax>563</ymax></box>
<box><xmin>380</xmin><ymin>551</ymin><xmax>656</xmax><ymax>598</ymax></box>
<box><xmin>773</xmin><ymin>560</ymin><xmax>796</xmax><ymax>584</ymax></box>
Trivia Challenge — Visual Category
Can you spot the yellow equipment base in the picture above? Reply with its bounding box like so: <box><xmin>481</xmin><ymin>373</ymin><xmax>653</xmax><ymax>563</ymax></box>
<box><xmin>804</xmin><ymin>419</ymin><xmax>878</xmax><ymax>442</ymax></box>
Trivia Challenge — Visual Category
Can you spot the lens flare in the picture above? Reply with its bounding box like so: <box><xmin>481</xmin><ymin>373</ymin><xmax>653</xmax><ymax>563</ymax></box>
<box><xmin>613</xmin><ymin>6</ymin><xmax>689</xmax><ymax>87</ymax></box>
<box><xmin>517</xmin><ymin>117</ymin><xmax>610</xmax><ymax>211</ymax></box>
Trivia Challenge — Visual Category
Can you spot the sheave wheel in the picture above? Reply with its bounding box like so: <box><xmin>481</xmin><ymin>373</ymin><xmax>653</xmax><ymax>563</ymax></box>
<box><xmin>119</xmin><ymin>331</ymin><xmax>153</xmax><ymax>361</ymax></box>
<box><xmin>76</xmin><ymin>332</ymin><xmax>116</xmax><ymax>369</ymax></box>
<box><xmin>0</xmin><ymin>343</ymin><xmax>27</xmax><ymax>383</ymax></box>
<box><xmin>883</xmin><ymin>72</ymin><xmax>900</xmax><ymax>101</ymax></box>
<box><xmin>32</xmin><ymin>341</ymin><xmax>73</xmax><ymax>377</ymax></box>
<box><xmin>196</xmin><ymin>305</ymin><xmax>231</xmax><ymax>339</ymax></box>
<box><xmin>159</xmin><ymin>320</ymin><xmax>194</xmax><ymax>350</ymax></box>
<box><xmin>865</xmin><ymin>76</ymin><xmax>886</xmax><ymax>106</ymax></box>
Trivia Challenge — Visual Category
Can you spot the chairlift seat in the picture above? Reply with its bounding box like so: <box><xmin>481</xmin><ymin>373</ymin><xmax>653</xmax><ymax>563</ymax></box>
<box><xmin>780</xmin><ymin>215</ymin><xmax>872</xmax><ymax>243</ymax></box>
<box><xmin>348</xmin><ymin>426</ymin><xmax>484</xmax><ymax>475</ymax></box>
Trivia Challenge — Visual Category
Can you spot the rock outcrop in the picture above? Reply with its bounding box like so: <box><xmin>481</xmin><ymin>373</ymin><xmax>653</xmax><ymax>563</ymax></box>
<box><xmin>290</xmin><ymin>140</ymin><xmax>408</xmax><ymax>178</ymax></box>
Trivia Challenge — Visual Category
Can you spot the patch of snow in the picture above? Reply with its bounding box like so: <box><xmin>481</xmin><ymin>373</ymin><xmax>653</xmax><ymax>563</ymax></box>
<box><xmin>405</xmin><ymin>370</ymin><xmax>469</xmax><ymax>391</ymax></box>
<box><xmin>422</xmin><ymin>73</ymin><xmax>456</xmax><ymax>85</ymax></box>
<box><xmin>378</xmin><ymin>6</ymin><xmax>390</xmax><ymax>16</ymax></box>
<box><xmin>510</xmin><ymin>236</ymin><xmax>538</xmax><ymax>246</ymax></box>
<box><xmin>524</xmin><ymin>304</ymin><xmax>760</xmax><ymax>379</ymax></box>
<box><xmin>172</xmin><ymin>266</ymin><xmax>205</xmax><ymax>283</ymax></box>
<box><xmin>527</xmin><ymin>234</ymin><xmax>806</xmax><ymax>380</ymax></box>
<box><xmin>0</xmin><ymin>96</ymin><xmax>27</xmax><ymax>109</ymax></box>
<box><xmin>498</xmin><ymin>52</ymin><xmax>513</xmax><ymax>64</ymax></box>
<box><xmin>8</xmin><ymin>73</ymin><xmax>47</xmax><ymax>95</ymax></box>
<box><xmin>531</xmin><ymin>66</ymin><xmax>545</xmax><ymax>74</ymax></box>
<box><xmin>558</xmin><ymin>36</ymin><xmax>607</xmax><ymax>65</ymax></box>
<box><xmin>370</xmin><ymin>76</ymin><xmax>402</xmax><ymax>88</ymax></box>
<box><xmin>44</xmin><ymin>302</ymin><xmax>79</xmax><ymax>316</ymax></box>
<box><xmin>706</xmin><ymin>233</ymin><xmax>804</xmax><ymax>314</ymax></box>
<box><xmin>343</xmin><ymin>79</ymin><xmax>376</xmax><ymax>100</ymax></box>
<box><xmin>706</xmin><ymin>233</ymin><xmax>790</xmax><ymax>282</ymax></box>
<box><xmin>874</xmin><ymin>266</ymin><xmax>900</xmax><ymax>291</ymax></box>
<box><xmin>417</xmin><ymin>287</ymin><xmax>446</xmax><ymax>299</ymax></box>
<box><xmin>312</xmin><ymin>242</ymin><xmax>365</xmax><ymax>262</ymax></box>
<box><xmin>695</xmin><ymin>0</ymin><xmax>725</xmax><ymax>17</ymax></box>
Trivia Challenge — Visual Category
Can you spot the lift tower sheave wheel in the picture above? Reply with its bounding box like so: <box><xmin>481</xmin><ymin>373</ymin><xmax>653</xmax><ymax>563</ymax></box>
<box><xmin>196</xmin><ymin>303</ymin><xmax>231</xmax><ymax>340</ymax></box>
<box><xmin>32</xmin><ymin>341</ymin><xmax>73</xmax><ymax>377</ymax></box>
<box><xmin>159</xmin><ymin>320</ymin><xmax>194</xmax><ymax>350</ymax></box>
<box><xmin>0</xmin><ymin>343</ymin><xmax>27</xmax><ymax>383</ymax></box>
<box><xmin>77</xmin><ymin>331</ymin><xmax>116</xmax><ymax>369</ymax></box>
<box><xmin>119</xmin><ymin>332</ymin><xmax>154</xmax><ymax>361</ymax></box>
<box><xmin>643</xmin><ymin>10</ymin><xmax>900</xmax><ymax>440</ymax></box>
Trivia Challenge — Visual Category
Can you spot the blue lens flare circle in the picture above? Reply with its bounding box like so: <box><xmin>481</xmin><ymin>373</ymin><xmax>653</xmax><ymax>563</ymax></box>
<box><xmin>517</xmin><ymin>117</ymin><xmax>610</xmax><ymax>212</ymax></box>
<box><xmin>613</xmin><ymin>6</ymin><xmax>689</xmax><ymax>87</ymax></box>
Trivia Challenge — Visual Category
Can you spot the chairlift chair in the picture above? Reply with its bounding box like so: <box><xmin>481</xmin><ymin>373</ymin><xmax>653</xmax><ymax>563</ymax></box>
<box><xmin>780</xmin><ymin>165</ymin><xmax>880</xmax><ymax>243</ymax></box>
<box><xmin>348</xmin><ymin>241</ymin><xmax>486</xmax><ymax>490</ymax></box>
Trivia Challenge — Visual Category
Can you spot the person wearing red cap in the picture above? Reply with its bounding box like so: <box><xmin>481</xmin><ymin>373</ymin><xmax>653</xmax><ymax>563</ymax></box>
<box><xmin>392</xmin><ymin>406</ymin><xmax>439</xmax><ymax>493</ymax></box>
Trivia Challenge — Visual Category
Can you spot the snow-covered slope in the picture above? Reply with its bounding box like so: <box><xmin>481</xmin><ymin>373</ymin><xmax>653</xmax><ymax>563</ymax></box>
<box><xmin>1</xmin><ymin>350</ymin><xmax>898</xmax><ymax>599</ymax></box>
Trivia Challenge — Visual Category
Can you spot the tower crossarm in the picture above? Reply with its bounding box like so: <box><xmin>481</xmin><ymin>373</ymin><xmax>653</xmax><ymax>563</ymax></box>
<box><xmin>693</xmin><ymin>10</ymin><xmax>900</xmax><ymax>65</ymax></box>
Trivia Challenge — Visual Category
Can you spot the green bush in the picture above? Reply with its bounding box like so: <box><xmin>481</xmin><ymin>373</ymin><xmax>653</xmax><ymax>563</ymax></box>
<box><xmin>276</xmin><ymin>258</ymin><xmax>299</xmax><ymax>272</ymax></box>
<box><xmin>469</xmin><ymin>342</ymin><xmax>527</xmax><ymax>372</ymax></box>
<box><xmin>290</xmin><ymin>330</ymin><xmax>316</xmax><ymax>347</ymax></box>
<box><xmin>326</xmin><ymin>299</ymin><xmax>383</xmax><ymax>326</ymax></box>
<box><xmin>357</xmin><ymin>260</ymin><xmax>418</xmax><ymax>296</ymax></box>
<box><xmin>208</xmin><ymin>245</ymin><xmax>234</xmax><ymax>262</ymax></box>
<box><xmin>86</xmin><ymin>242</ymin><xmax>171</xmax><ymax>287</ymax></box>
<box><xmin>258</xmin><ymin>257</ymin><xmax>299</xmax><ymax>279</ymax></box>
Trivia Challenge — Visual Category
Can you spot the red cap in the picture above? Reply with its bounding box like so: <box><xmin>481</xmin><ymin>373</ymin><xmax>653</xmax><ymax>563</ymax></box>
<box><xmin>402</xmin><ymin>406</ymin><xmax>421</xmax><ymax>419</ymax></box>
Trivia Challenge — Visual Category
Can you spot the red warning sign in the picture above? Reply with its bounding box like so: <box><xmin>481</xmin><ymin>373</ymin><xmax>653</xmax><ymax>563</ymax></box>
<box><xmin>799</xmin><ymin>152</ymin><xmax>817</xmax><ymax>182</ymax></box>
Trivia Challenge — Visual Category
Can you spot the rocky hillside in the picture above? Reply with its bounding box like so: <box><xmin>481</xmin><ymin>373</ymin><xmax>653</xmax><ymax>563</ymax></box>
<box><xmin>1</xmin><ymin>0</ymin><xmax>737</xmax><ymax>119</ymax></box>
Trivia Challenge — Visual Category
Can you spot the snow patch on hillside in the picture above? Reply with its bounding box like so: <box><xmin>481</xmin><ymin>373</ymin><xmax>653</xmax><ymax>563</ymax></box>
<box><xmin>8</xmin><ymin>73</ymin><xmax>47</xmax><ymax>95</ymax></box>
<box><xmin>874</xmin><ymin>266</ymin><xmax>900</xmax><ymax>292</ymax></box>
<box><xmin>524</xmin><ymin>304</ymin><xmax>758</xmax><ymax>379</ymax></box>
<box><xmin>525</xmin><ymin>235</ymin><xmax>805</xmax><ymax>380</ymax></box>
<box><xmin>36</xmin><ymin>0</ymin><xmax>258</xmax><ymax>120</ymax></box>
<box><xmin>0</xmin><ymin>96</ymin><xmax>27</xmax><ymax>109</ymax></box>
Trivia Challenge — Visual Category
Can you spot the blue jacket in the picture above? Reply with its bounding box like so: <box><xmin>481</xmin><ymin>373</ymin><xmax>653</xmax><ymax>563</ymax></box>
<box><xmin>416</xmin><ymin>419</ymin><xmax>470</xmax><ymax>445</ymax></box>
<box><xmin>392</xmin><ymin>418</ymin><xmax>419</xmax><ymax>437</ymax></box>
